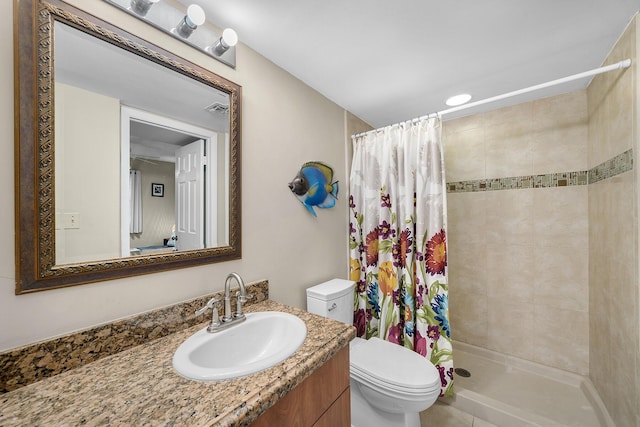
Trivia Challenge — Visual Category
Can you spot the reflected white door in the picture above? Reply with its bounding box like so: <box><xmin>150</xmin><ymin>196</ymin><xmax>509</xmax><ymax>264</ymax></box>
<box><xmin>175</xmin><ymin>140</ymin><xmax>205</xmax><ymax>250</ymax></box>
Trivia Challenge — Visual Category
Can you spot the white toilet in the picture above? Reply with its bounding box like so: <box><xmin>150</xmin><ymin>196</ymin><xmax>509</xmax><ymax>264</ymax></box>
<box><xmin>306</xmin><ymin>279</ymin><xmax>441</xmax><ymax>427</ymax></box>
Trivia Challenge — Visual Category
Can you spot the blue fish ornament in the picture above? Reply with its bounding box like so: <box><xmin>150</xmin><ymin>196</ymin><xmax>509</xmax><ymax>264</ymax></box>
<box><xmin>288</xmin><ymin>161</ymin><xmax>339</xmax><ymax>217</ymax></box>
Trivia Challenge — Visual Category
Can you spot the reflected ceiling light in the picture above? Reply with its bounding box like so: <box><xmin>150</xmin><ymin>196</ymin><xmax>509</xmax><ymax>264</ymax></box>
<box><xmin>208</xmin><ymin>28</ymin><xmax>238</xmax><ymax>56</ymax></box>
<box><xmin>174</xmin><ymin>4</ymin><xmax>206</xmax><ymax>39</ymax></box>
<box><xmin>129</xmin><ymin>0</ymin><xmax>159</xmax><ymax>16</ymax></box>
<box><xmin>445</xmin><ymin>93</ymin><xmax>472</xmax><ymax>107</ymax></box>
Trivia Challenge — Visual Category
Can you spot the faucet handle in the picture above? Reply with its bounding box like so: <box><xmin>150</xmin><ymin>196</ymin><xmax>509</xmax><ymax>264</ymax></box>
<box><xmin>237</xmin><ymin>292</ymin><xmax>253</xmax><ymax>303</ymax></box>
<box><xmin>235</xmin><ymin>292</ymin><xmax>253</xmax><ymax>317</ymax></box>
<box><xmin>195</xmin><ymin>297</ymin><xmax>219</xmax><ymax>317</ymax></box>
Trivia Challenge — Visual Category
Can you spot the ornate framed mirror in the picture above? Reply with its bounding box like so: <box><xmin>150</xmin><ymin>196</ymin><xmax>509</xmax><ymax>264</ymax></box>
<box><xmin>14</xmin><ymin>0</ymin><xmax>242</xmax><ymax>293</ymax></box>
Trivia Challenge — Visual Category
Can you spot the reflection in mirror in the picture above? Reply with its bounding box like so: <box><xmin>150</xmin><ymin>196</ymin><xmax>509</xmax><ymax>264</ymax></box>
<box><xmin>53</xmin><ymin>21</ymin><xmax>230</xmax><ymax>265</ymax></box>
<box><xmin>14</xmin><ymin>0</ymin><xmax>241</xmax><ymax>293</ymax></box>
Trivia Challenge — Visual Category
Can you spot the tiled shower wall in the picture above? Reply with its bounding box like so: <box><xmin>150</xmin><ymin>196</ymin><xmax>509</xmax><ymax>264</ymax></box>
<box><xmin>443</xmin><ymin>90</ymin><xmax>590</xmax><ymax>375</ymax></box>
<box><xmin>587</xmin><ymin>16</ymin><xmax>639</xmax><ymax>427</ymax></box>
<box><xmin>444</xmin><ymin>15</ymin><xmax>640</xmax><ymax>426</ymax></box>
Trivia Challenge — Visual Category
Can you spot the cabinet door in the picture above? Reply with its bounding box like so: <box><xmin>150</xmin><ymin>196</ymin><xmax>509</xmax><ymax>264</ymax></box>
<box><xmin>251</xmin><ymin>346</ymin><xmax>350</xmax><ymax>426</ymax></box>
<box><xmin>313</xmin><ymin>388</ymin><xmax>350</xmax><ymax>427</ymax></box>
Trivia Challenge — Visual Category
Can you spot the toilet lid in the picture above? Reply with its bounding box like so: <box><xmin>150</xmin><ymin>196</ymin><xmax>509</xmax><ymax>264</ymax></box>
<box><xmin>350</xmin><ymin>337</ymin><xmax>440</xmax><ymax>393</ymax></box>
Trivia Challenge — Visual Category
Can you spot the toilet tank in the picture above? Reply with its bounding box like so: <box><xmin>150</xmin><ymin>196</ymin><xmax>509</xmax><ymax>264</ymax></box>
<box><xmin>306</xmin><ymin>279</ymin><xmax>355</xmax><ymax>325</ymax></box>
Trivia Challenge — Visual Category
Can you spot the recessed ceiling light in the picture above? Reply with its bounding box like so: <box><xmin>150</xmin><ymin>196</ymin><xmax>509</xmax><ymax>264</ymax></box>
<box><xmin>445</xmin><ymin>93</ymin><xmax>472</xmax><ymax>107</ymax></box>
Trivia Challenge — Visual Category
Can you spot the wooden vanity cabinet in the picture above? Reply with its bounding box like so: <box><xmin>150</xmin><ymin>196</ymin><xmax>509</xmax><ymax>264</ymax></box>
<box><xmin>251</xmin><ymin>345</ymin><xmax>350</xmax><ymax>426</ymax></box>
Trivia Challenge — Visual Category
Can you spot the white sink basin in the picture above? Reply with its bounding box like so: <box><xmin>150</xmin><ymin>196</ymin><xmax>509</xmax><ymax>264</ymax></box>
<box><xmin>172</xmin><ymin>311</ymin><xmax>307</xmax><ymax>381</ymax></box>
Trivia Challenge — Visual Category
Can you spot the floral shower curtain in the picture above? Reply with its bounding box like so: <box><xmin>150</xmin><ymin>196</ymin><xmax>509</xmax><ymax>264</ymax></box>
<box><xmin>349</xmin><ymin>116</ymin><xmax>453</xmax><ymax>397</ymax></box>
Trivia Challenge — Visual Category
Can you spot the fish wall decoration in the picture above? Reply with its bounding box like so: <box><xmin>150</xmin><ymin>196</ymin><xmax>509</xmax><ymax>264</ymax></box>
<box><xmin>288</xmin><ymin>161</ymin><xmax>339</xmax><ymax>217</ymax></box>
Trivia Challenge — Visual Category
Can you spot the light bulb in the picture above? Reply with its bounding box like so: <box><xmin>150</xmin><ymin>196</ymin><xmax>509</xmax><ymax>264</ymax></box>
<box><xmin>129</xmin><ymin>0</ymin><xmax>159</xmax><ymax>16</ymax></box>
<box><xmin>210</xmin><ymin>28</ymin><xmax>238</xmax><ymax>55</ymax></box>
<box><xmin>174</xmin><ymin>4</ymin><xmax>206</xmax><ymax>39</ymax></box>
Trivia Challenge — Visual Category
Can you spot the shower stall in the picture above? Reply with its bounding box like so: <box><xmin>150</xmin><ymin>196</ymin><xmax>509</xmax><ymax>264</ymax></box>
<box><xmin>440</xmin><ymin>19</ymin><xmax>638</xmax><ymax>424</ymax></box>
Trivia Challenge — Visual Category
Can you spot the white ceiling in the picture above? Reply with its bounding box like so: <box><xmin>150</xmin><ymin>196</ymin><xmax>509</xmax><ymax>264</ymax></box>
<box><xmin>187</xmin><ymin>0</ymin><xmax>640</xmax><ymax>128</ymax></box>
<box><xmin>55</xmin><ymin>21</ymin><xmax>229</xmax><ymax>133</ymax></box>
<box><xmin>55</xmin><ymin>20</ymin><xmax>229</xmax><ymax>161</ymax></box>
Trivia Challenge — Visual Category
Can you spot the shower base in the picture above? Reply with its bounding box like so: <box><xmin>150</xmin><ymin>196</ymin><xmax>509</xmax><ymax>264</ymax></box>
<box><xmin>440</xmin><ymin>341</ymin><xmax>614</xmax><ymax>427</ymax></box>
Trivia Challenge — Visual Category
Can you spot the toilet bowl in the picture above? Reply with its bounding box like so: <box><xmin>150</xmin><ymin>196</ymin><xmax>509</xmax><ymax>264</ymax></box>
<box><xmin>306</xmin><ymin>279</ymin><xmax>441</xmax><ymax>427</ymax></box>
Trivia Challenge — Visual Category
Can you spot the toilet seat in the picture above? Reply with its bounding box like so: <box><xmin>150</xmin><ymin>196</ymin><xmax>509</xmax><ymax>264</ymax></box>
<box><xmin>349</xmin><ymin>337</ymin><xmax>440</xmax><ymax>396</ymax></box>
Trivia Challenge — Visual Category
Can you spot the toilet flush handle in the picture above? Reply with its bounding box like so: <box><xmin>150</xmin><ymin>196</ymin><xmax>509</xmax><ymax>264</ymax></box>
<box><xmin>328</xmin><ymin>302</ymin><xmax>337</xmax><ymax>312</ymax></box>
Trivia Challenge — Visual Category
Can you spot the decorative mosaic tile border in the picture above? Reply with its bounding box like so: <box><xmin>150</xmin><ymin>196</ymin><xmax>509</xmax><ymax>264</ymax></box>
<box><xmin>447</xmin><ymin>149</ymin><xmax>633</xmax><ymax>193</ymax></box>
<box><xmin>0</xmin><ymin>280</ymin><xmax>269</xmax><ymax>393</ymax></box>
<box><xmin>588</xmin><ymin>149</ymin><xmax>634</xmax><ymax>184</ymax></box>
<box><xmin>447</xmin><ymin>171</ymin><xmax>588</xmax><ymax>193</ymax></box>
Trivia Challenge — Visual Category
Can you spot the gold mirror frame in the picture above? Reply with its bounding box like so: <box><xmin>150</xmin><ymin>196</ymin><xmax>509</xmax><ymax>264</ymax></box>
<box><xmin>14</xmin><ymin>0</ymin><xmax>242</xmax><ymax>294</ymax></box>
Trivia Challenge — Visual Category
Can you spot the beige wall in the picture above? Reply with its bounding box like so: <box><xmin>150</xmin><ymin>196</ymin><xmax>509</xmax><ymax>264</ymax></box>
<box><xmin>587</xmin><ymin>17</ymin><xmax>640</xmax><ymax>427</ymax></box>
<box><xmin>55</xmin><ymin>82</ymin><xmax>121</xmax><ymax>264</ymax></box>
<box><xmin>444</xmin><ymin>90</ymin><xmax>590</xmax><ymax>375</ymax></box>
<box><xmin>1</xmin><ymin>1</ymin><xmax>348</xmax><ymax>351</ymax></box>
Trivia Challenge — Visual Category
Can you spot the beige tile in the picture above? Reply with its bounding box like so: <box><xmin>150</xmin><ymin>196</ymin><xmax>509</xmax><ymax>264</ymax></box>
<box><xmin>485</xmin><ymin>242</ymin><xmax>535</xmax><ymax>304</ymax></box>
<box><xmin>532</xmin><ymin>124</ymin><xmax>588</xmax><ymax>175</ymax></box>
<box><xmin>588</xmin><ymin>173</ymin><xmax>613</xmax><ymax>383</ymax></box>
<box><xmin>588</xmin><ymin>176</ymin><xmax>637</xmax><ymax>425</ymax></box>
<box><xmin>609</xmin><ymin>346</ymin><xmax>640</xmax><ymax>427</ymax></box>
<box><xmin>485</xmin><ymin>189</ymin><xmax>534</xmax><ymax>246</ymax></box>
<box><xmin>485</xmin><ymin>133</ymin><xmax>534</xmax><ymax>179</ymax></box>
<box><xmin>588</xmin><ymin>316</ymin><xmax>611</xmax><ymax>398</ymax></box>
<box><xmin>420</xmin><ymin>401</ymin><xmax>474</xmax><ymax>427</ymax></box>
<box><xmin>533</xmin><ymin>242</ymin><xmax>588</xmax><ymax>312</ymax></box>
<box><xmin>443</xmin><ymin>114</ymin><xmax>484</xmax><ymax>136</ymax></box>
<box><xmin>481</xmin><ymin>102</ymin><xmax>535</xmax><ymax>179</ymax></box>
<box><xmin>533</xmin><ymin>186</ymin><xmax>587</xmax><ymax>245</ymax></box>
<box><xmin>484</xmin><ymin>103</ymin><xmax>534</xmax><ymax>140</ymax></box>
<box><xmin>608</xmin><ymin>260</ymin><xmax>638</xmax><ymax>385</ymax></box>
<box><xmin>609</xmin><ymin>318</ymin><xmax>638</xmax><ymax>399</ymax></box>
<box><xmin>607</xmin><ymin>69</ymin><xmax>634</xmax><ymax>156</ymax></box>
<box><xmin>444</xmin><ymin>128</ymin><xmax>485</xmax><ymax>182</ymax></box>
<box><xmin>533</xmin><ymin>91</ymin><xmax>588</xmax><ymax>132</ymax></box>
<box><xmin>587</xmin><ymin>94</ymin><xmax>610</xmax><ymax>168</ymax></box>
<box><xmin>447</xmin><ymin>192</ymin><xmax>487</xmax><ymax>246</ymax></box>
<box><xmin>532</xmin><ymin>305</ymin><xmax>589</xmax><ymax>375</ymax></box>
<box><xmin>486</xmin><ymin>298</ymin><xmax>534</xmax><ymax>360</ymax></box>
<box><xmin>605</xmin><ymin>173</ymin><xmax>635</xmax><ymax>265</ymax></box>
<box><xmin>449</xmin><ymin>290</ymin><xmax>488</xmax><ymax>347</ymax></box>
<box><xmin>587</xmin><ymin>69</ymin><xmax>608</xmax><ymax>123</ymax></box>
<box><xmin>587</xmin><ymin>181</ymin><xmax>607</xmax><ymax>246</ymax></box>
<box><xmin>448</xmin><ymin>240</ymin><xmax>487</xmax><ymax>295</ymax></box>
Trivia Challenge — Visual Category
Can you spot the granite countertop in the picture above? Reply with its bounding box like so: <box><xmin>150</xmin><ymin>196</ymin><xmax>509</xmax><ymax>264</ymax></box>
<box><xmin>0</xmin><ymin>300</ymin><xmax>355</xmax><ymax>426</ymax></box>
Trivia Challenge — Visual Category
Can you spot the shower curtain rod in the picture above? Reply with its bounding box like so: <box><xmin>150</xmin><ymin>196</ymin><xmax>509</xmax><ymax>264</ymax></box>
<box><xmin>352</xmin><ymin>58</ymin><xmax>632</xmax><ymax>139</ymax></box>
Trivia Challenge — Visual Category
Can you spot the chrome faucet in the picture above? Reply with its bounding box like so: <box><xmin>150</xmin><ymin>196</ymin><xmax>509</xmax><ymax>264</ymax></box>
<box><xmin>223</xmin><ymin>272</ymin><xmax>249</xmax><ymax>321</ymax></box>
<box><xmin>195</xmin><ymin>272</ymin><xmax>251</xmax><ymax>333</ymax></box>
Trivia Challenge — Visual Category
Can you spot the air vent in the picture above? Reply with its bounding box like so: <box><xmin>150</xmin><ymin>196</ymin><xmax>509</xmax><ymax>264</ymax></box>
<box><xmin>204</xmin><ymin>102</ymin><xmax>229</xmax><ymax>115</ymax></box>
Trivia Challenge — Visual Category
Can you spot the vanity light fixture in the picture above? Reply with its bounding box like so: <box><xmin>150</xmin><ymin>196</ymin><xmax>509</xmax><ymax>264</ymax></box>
<box><xmin>208</xmin><ymin>28</ymin><xmax>238</xmax><ymax>56</ymax></box>
<box><xmin>103</xmin><ymin>0</ymin><xmax>238</xmax><ymax>68</ymax></box>
<box><xmin>129</xmin><ymin>0</ymin><xmax>159</xmax><ymax>17</ymax></box>
<box><xmin>173</xmin><ymin>4</ymin><xmax>206</xmax><ymax>39</ymax></box>
<box><xmin>445</xmin><ymin>93</ymin><xmax>472</xmax><ymax>107</ymax></box>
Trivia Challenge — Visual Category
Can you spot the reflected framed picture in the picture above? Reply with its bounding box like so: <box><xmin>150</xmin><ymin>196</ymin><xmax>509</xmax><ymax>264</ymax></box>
<box><xmin>152</xmin><ymin>183</ymin><xmax>164</xmax><ymax>197</ymax></box>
